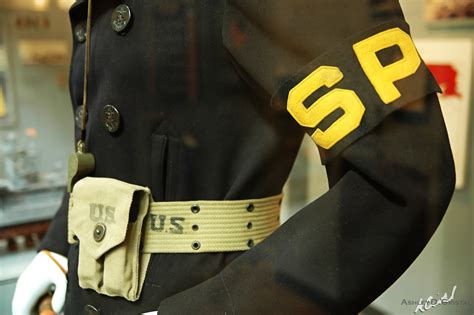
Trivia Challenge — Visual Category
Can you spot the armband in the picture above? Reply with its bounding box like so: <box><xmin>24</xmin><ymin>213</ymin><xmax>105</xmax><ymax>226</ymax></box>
<box><xmin>272</xmin><ymin>20</ymin><xmax>440</xmax><ymax>162</ymax></box>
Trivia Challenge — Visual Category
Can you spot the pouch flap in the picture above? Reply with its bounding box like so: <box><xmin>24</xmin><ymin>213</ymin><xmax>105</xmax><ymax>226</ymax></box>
<box><xmin>68</xmin><ymin>177</ymin><xmax>151</xmax><ymax>260</ymax></box>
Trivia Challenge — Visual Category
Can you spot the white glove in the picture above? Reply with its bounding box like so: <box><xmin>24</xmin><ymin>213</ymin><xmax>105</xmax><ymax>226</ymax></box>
<box><xmin>12</xmin><ymin>250</ymin><xmax>68</xmax><ymax>315</ymax></box>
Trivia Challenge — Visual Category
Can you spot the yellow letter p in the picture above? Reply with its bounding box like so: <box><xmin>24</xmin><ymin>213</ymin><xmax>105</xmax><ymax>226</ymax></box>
<box><xmin>353</xmin><ymin>28</ymin><xmax>421</xmax><ymax>104</ymax></box>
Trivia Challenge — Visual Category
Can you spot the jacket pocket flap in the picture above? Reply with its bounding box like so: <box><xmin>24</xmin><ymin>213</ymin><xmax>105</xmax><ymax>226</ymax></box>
<box><xmin>68</xmin><ymin>177</ymin><xmax>151</xmax><ymax>260</ymax></box>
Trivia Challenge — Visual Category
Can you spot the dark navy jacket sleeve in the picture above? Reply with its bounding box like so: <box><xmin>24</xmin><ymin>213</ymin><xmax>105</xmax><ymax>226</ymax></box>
<box><xmin>37</xmin><ymin>189</ymin><xmax>71</xmax><ymax>256</ymax></box>
<box><xmin>157</xmin><ymin>0</ymin><xmax>455</xmax><ymax>314</ymax></box>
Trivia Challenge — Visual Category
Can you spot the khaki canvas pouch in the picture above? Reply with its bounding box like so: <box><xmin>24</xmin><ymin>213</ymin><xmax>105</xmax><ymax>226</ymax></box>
<box><xmin>68</xmin><ymin>177</ymin><xmax>152</xmax><ymax>301</ymax></box>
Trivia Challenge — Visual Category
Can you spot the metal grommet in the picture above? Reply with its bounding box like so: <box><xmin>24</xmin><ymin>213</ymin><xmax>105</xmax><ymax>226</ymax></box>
<box><xmin>247</xmin><ymin>239</ymin><xmax>254</xmax><ymax>248</ymax></box>
<box><xmin>246</xmin><ymin>203</ymin><xmax>254</xmax><ymax>212</ymax></box>
<box><xmin>191</xmin><ymin>204</ymin><xmax>200</xmax><ymax>214</ymax></box>
<box><xmin>192</xmin><ymin>224</ymin><xmax>199</xmax><ymax>231</ymax></box>
<box><xmin>93</xmin><ymin>223</ymin><xmax>106</xmax><ymax>242</ymax></box>
<box><xmin>191</xmin><ymin>241</ymin><xmax>201</xmax><ymax>250</ymax></box>
<box><xmin>247</xmin><ymin>222</ymin><xmax>253</xmax><ymax>229</ymax></box>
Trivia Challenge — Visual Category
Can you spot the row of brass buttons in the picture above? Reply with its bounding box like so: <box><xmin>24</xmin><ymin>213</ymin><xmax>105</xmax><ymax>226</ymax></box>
<box><xmin>73</xmin><ymin>5</ymin><xmax>128</xmax><ymax>134</ymax></box>
<box><xmin>75</xmin><ymin>104</ymin><xmax>121</xmax><ymax>134</ymax></box>
<box><xmin>76</xmin><ymin>5</ymin><xmax>131</xmax><ymax>315</ymax></box>
<box><xmin>74</xmin><ymin>4</ymin><xmax>132</xmax><ymax>42</ymax></box>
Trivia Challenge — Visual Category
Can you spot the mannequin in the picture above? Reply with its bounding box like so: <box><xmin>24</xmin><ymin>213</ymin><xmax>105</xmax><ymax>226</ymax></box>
<box><xmin>13</xmin><ymin>0</ymin><xmax>454</xmax><ymax>314</ymax></box>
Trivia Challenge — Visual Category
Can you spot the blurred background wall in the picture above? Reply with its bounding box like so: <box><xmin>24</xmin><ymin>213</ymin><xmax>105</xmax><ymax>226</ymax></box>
<box><xmin>0</xmin><ymin>1</ymin><xmax>74</xmax><ymax>178</ymax></box>
<box><xmin>0</xmin><ymin>2</ymin><xmax>74</xmax><ymax>314</ymax></box>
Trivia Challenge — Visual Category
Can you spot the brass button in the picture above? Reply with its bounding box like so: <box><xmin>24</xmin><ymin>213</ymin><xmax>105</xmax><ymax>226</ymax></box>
<box><xmin>93</xmin><ymin>223</ymin><xmax>106</xmax><ymax>242</ymax></box>
<box><xmin>84</xmin><ymin>304</ymin><xmax>100</xmax><ymax>315</ymax></box>
<box><xmin>111</xmin><ymin>4</ymin><xmax>132</xmax><ymax>33</ymax></box>
<box><xmin>75</xmin><ymin>105</ymin><xmax>85</xmax><ymax>129</ymax></box>
<box><xmin>74</xmin><ymin>22</ymin><xmax>86</xmax><ymax>43</ymax></box>
<box><xmin>101</xmin><ymin>105</ymin><xmax>120</xmax><ymax>133</ymax></box>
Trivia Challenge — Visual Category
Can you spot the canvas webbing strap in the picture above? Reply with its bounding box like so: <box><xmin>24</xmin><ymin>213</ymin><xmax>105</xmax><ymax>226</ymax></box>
<box><xmin>141</xmin><ymin>194</ymin><xmax>283</xmax><ymax>253</ymax></box>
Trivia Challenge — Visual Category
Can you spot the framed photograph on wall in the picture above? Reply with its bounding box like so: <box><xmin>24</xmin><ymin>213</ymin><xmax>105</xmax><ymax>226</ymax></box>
<box><xmin>425</xmin><ymin>0</ymin><xmax>474</xmax><ymax>27</ymax></box>
<box><xmin>0</xmin><ymin>16</ymin><xmax>17</xmax><ymax>128</ymax></box>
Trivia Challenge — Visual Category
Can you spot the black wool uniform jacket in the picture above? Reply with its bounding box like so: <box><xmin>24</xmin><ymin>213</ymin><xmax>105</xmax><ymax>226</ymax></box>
<box><xmin>39</xmin><ymin>0</ymin><xmax>455</xmax><ymax>314</ymax></box>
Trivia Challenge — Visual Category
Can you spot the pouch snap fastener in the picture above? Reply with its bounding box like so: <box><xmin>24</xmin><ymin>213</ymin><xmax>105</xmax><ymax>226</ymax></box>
<box><xmin>93</xmin><ymin>223</ymin><xmax>106</xmax><ymax>242</ymax></box>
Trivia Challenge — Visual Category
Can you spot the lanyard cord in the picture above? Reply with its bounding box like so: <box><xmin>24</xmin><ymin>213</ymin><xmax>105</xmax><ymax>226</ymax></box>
<box><xmin>78</xmin><ymin>0</ymin><xmax>92</xmax><ymax>152</ymax></box>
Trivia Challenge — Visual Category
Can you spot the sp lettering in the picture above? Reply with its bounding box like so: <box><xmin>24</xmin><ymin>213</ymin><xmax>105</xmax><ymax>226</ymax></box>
<box><xmin>288</xmin><ymin>27</ymin><xmax>421</xmax><ymax>149</ymax></box>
